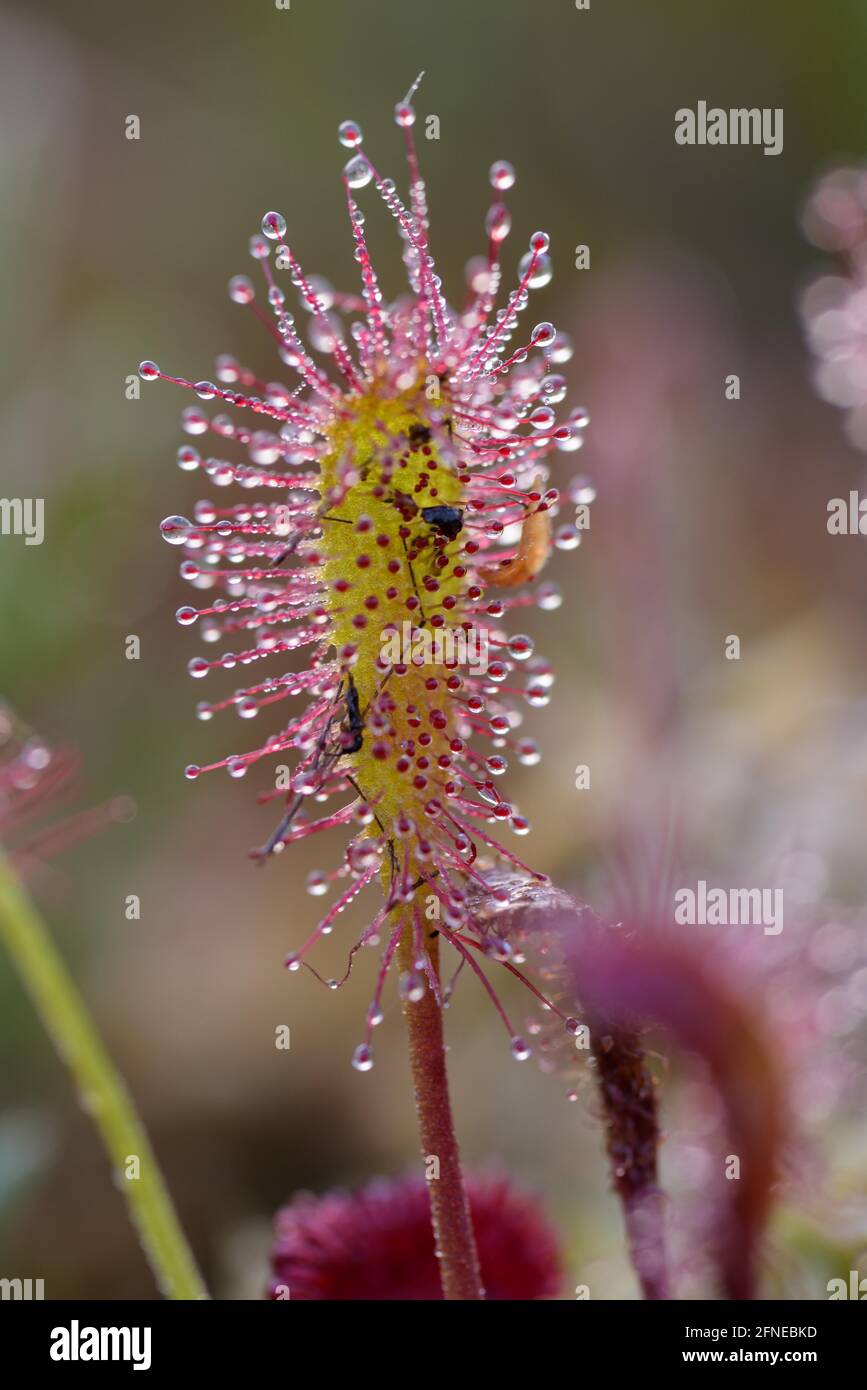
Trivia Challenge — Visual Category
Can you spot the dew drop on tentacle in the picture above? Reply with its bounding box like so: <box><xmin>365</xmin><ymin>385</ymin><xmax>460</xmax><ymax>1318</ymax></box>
<box><xmin>351</xmin><ymin>1043</ymin><xmax>374</xmax><ymax>1072</ymax></box>
<box><xmin>261</xmin><ymin>211</ymin><xmax>287</xmax><ymax>241</ymax></box>
<box><xmin>307</xmin><ymin>870</ymin><xmax>328</xmax><ymax>897</ymax></box>
<box><xmin>160</xmin><ymin>516</ymin><xmax>193</xmax><ymax>545</ymax></box>
<box><xmin>489</xmin><ymin>160</ymin><xmax>516</xmax><ymax>191</ymax></box>
<box><xmin>568</xmin><ymin>480</ymin><xmax>596</xmax><ymax>512</ymax></box>
<box><xmin>554</xmin><ymin>525</ymin><xmax>580</xmax><ymax>551</ymax></box>
<box><xmin>519</xmin><ymin>250</ymin><xmax>552</xmax><ymax>290</ymax></box>
<box><xmin>486</xmin><ymin>204</ymin><xmax>512</xmax><ymax>243</ymax></box>
<box><xmin>338</xmin><ymin>120</ymin><xmax>363</xmax><ymax>148</ymax></box>
<box><xmin>344</xmin><ymin>155</ymin><xmax>372</xmax><ymax>190</ymax></box>
<box><xmin>177</xmin><ymin>446</ymin><xmax>201</xmax><ymax>472</ymax></box>
<box><xmin>400</xmin><ymin>971</ymin><xmax>426</xmax><ymax>1003</ymax></box>
<box><xmin>229</xmin><ymin>275</ymin><xmax>255</xmax><ymax>305</ymax></box>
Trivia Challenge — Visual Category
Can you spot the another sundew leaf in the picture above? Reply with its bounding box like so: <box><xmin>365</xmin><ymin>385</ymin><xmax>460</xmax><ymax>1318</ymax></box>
<box><xmin>560</xmin><ymin>914</ymin><xmax>786</xmax><ymax>1301</ymax></box>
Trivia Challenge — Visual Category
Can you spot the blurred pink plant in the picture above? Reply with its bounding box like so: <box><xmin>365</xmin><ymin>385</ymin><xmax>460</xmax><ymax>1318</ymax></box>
<box><xmin>0</xmin><ymin>703</ymin><xmax>134</xmax><ymax>880</ymax></box>
<box><xmin>268</xmin><ymin>1171</ymin><xmax>564</xmax><ymax>1301</ymax></box>
<box><xmin>801</xmin><ymin>165</ymin><xmax>867</xmax><ymax>451</ymax></box>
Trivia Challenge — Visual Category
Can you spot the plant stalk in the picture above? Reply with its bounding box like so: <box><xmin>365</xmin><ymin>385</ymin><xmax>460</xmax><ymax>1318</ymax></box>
<box><xmin>0</xmin><ymin>850</ymin><xmax>208</xmax><ymax>1300</ymax></box>
<box><xmin>397</xmin><ymin>924</ymin><xmax>484</xmax><ymax>1299</ymax></box>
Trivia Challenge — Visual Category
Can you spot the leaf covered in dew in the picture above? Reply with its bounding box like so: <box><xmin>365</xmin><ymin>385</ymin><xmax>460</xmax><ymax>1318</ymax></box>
<box><xmin>143</xmin><ymin>89</ymin><xmax>591</xmax><ymax>1068</ymax></box>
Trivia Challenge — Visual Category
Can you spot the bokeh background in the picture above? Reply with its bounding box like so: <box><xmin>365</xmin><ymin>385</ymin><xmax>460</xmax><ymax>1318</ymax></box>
<box><xmin>2</xmin><ymin>0</ymin><xmax>867</xmax><ymax>1299</ymax></box>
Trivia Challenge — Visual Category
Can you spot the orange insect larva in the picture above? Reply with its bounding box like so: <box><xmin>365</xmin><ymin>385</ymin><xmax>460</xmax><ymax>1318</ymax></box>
<box><xmin>481</xmin><ymin>503</ymin><xmax>552</xmax><ymax>588</ymax></box>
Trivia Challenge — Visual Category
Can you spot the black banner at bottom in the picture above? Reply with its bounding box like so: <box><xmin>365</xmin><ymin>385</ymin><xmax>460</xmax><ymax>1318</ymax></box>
<box><xmin>0</xmin><ymin>1296</ymin><xmax>861</xmax><ymax>1375</ymax></box>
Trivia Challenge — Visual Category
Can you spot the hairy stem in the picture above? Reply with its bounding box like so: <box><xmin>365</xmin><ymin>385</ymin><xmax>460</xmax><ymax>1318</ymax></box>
<box><xmin>590</xmin><ymin>1024</ymin><xmax>668</xmax><ymax>1300</ymax></box>
<box><xmin>397</xmin><ymin>925</ymin><xmax>484</xmax><ymax>1300</ymax></box>
<box><xmin>0</xmin><ymin>851</ymin><xmax>208</xmax><ymax>1300</ymax></box>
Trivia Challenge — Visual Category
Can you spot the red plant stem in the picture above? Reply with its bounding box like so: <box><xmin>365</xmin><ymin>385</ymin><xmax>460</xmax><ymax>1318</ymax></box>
<box><xmin>569</xmin><ymin>928</ymin><xmax>785</xmax><ymax>1302</ymax></box>
<box><xmin>397</xmin><ymin>925</ymin><xmax>484</xmax><ymax>1300</ymax></box>
<box><xmin>590</xmin><ymin>1024</ymin><xmax>669</xmax><ymax>1300</ymax></box>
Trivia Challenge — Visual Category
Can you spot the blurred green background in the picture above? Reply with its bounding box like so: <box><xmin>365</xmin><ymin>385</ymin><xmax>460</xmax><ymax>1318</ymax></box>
<box><xmin>2</xmin><ymin>0</ymin><xmax>867</xmax><ymax>1298</ymax></box>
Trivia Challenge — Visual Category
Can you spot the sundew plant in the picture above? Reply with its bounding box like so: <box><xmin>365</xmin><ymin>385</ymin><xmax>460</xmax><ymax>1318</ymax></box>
<box><xmin>141</xmin><ymin>78</ymin><xmax>588</xmax><ymax>1299</ymax></box>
